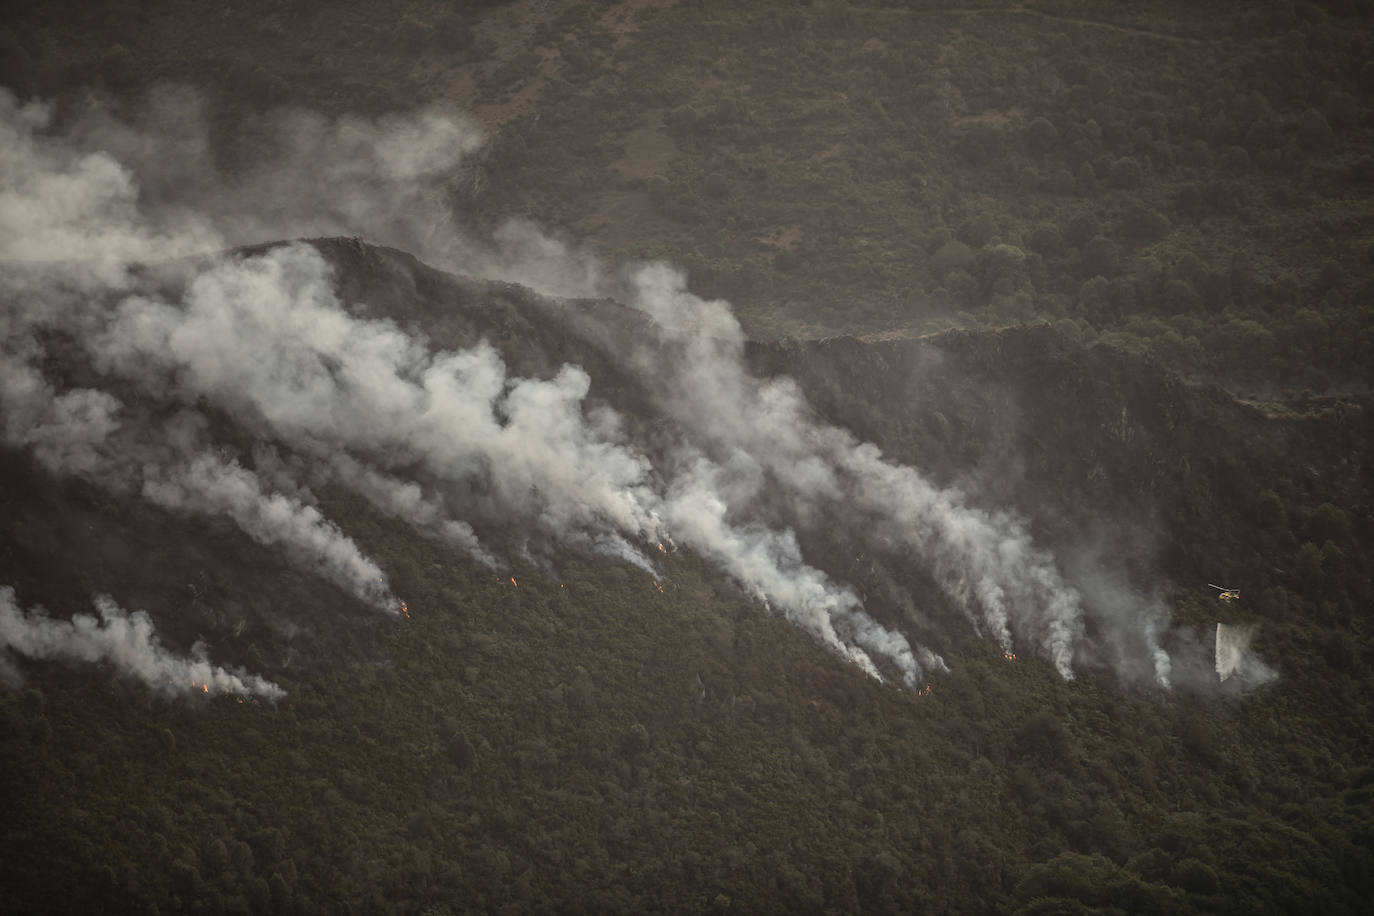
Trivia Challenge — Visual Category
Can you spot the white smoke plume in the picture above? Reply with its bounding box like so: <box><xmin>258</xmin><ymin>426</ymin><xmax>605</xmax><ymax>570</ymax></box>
<box><xmin>583</xmin><ymin>532</ymin><xmax>661</xmax><ymax>577</ymax></box>
<box><xmin>0</xmin><ymin>82</ymin><xmax>1206</xmax><ymax>691</ymax></box>
<box><xmin>0</xmin><ymin>586</ymin><xmax>285</xmax><ymax>700</ymax></box>
<box><xmin>0</xmin><ymin>318</ymin><xmax>403</xmax><ymax>614</ymax></box>
<box><xmin>141</xmin><ymin>454</ymin><xmax>399</xmax><ymax>613</ymax></box>
<box><xmin>625</xmin><ymin>264</ymin><xmax>1091</xmax><ymax>681</ymax></box>
<box><xmin>94</xmin><ymin>244</ymin><xmax>665</xmax><ymax>542</ymax></box>
<box><xmin>0</xmin><ymin>84</ymin><xmax>502</xmax><ymax>618</ymax></box>
<box><xmin>1</xmin><ymin>83</ymin><xmax>599</xmax><ymax>301</ymax></box>
<box><xmin>0</xmin><ymin>353</ymin><xmax>122</xmax><ymax>476</ymax></box>
<box><xmin>1147</xmin><ymin>617</ymin><xmax>1173</xmax><ymax>689</ymax></box>
<box><xmin>7</xmin><ymin>159</ymin><xmax>924</xmax><ymax>686</ymax></box>
<box><xmin>0</xmin><ymin>90</ymin><xmax>217</xmax><ymax>278</ymax></box>
<box><xmin>664</xmin><ymin>453</ymin><xmax>923</xmax><ymax>684</ymax></box>
<box><xmin>322</xmin><ymin>453</ymin><xmax>498</xmax><ymax>569</ymax></box>
<box><xmin>840</xmin><ymin>443</ymin><xmax>1085</xmax><ymax>680</ymax></box>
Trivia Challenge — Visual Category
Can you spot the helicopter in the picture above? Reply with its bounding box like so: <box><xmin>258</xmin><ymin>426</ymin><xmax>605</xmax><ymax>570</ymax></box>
<box><xmin>1208</xmin><ymin>583</ymin><xmax>1240</xmax><ymax>601</ymax></box>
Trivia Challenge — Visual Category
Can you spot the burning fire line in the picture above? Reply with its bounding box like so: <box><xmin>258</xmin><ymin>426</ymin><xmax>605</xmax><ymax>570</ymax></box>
<box><xmin>652</xmin><ymin>579</ymin><xmax>665</xmax><ymax>594</ymax></box>
<box><xmin>174</xmin><ymin>679</ymin><xmax>256</xmax><ymax>702</ymax></box>
<box><xmin>1003</xmin><ymin>651</ymin><xmax>1017</xmax><ymax>661</ymax></box>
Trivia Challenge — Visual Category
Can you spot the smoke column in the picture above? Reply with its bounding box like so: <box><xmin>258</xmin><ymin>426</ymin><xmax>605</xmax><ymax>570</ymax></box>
<box><xmin>663</xmin><ymin>453</ymin><xmax>925</xmax><ymax>685</ymax></box>
<box><xmin>0</xmin><ymin>327</ymin><xmax>405</xmax><ymax>613</ymax></box>
<box><xmin>0</xmin><ymin>587</ymin><xmax>285</xmax><ymax>700</ymax></box>
<box><xmin>141</xmin><ymin>454</ymin><xmax>399</xmax><ymax>613</ymax></box>
<box><xmin>624</xmin><ymin>265</ymin><xmax>1095</xmax><ymax>680</ymax></box>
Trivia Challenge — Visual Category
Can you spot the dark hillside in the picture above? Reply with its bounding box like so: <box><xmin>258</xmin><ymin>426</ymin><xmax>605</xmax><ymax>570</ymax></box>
<box><xmin>3</xmin><ymin>1</ymin><xmax>1373</xmax><ymax>911</ymax></box>
<box><xmin>3</xmin><ymin>240</ymin><xmax>1371</xmax><ymax>914</ymax></box>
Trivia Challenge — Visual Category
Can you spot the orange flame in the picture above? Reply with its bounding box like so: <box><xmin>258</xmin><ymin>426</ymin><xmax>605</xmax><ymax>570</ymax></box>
<box><xmin>1003</xmin><ymin>651</ymin><xmax>1017</xmax><ymax>661</ymax></box>
<box><xmin>656</xmin><ymin>543</ymin><xmax>667</xmax><ymax>554</ymax></box>
<box><xmin>917</xmin><ymin>684</ymin><xmax>932</xmax><ymax>696</ymax></box>
<box><xmin>510</xmin><ymin>577</ymin><xmax>518</xmax><ymax>588</ymax></box>
<box><xmin>201</xmin><ymin>684</ymin><xmax>209</xmax><ymax>694</ymax></box>
<box><xmin>652</xmin><ymin>579</ymin><xmax>665</xmax><ymax>594</ymax></box>
<box><xmin>398</xmin><ymin>601</ymin><xmax>410</xmax><ymax>619</ymax></box>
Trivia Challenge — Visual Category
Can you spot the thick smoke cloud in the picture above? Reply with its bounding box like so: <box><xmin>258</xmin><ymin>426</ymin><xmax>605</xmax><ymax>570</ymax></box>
<box><xmin>0</xmin><ymin>83</ymin><xmax>1261</xmax><ymax>692</ymax></box>
<box><xmin>0</xmin><ymin>90</ymin><xmax>215</xmax><ymax>273</ymax></box>
<box><xmin>0</xmin><ymin>586</ymin><xmax>284</xmax><ymax>700</ymax></box>
<box><xmin>96</xmin><ymin>246</ymin><xmax>664</xmax><ymax>552</ymax></box>
<box><xmin>95</xmin><ymin>245</ymin><xmax>922</xmax><ymax>681</ymax></box>
<box><xmin>0</xmin><ymin>84</ymin><xmax>593</xmax><ymax>298</ymax></box>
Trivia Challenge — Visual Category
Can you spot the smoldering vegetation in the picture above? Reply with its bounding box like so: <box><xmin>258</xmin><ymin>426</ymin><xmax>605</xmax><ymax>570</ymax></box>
<box><xmin>0</xmin><ymin>586</ymin><xmax>283</xmax><ymax>700</ymax></box>
<box><xmin>0</xmin><ymin>84</ymin><xmax>1268</xmax><ymax>697</ymax></box>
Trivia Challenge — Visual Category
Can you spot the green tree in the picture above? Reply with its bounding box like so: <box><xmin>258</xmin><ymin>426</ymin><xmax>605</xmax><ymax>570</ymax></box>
<box><xmin>930</xmin><ymin>239</ymin><xmax>976</xmax><ymax>280</ymax></box>
<box><xmin>1081</xmin><ymin>237</ymin><xmax>1120</xmax><ymax>279</ymax></box>
<box><xmin>1308</xmin><ymin>503</ymin><xmax>1351</xmax><ymax>545</ymax></box>
<box><xmin>1023</xmin><ymin>117</ymin><xmax>1061</xmax><ymax>155</ymax></box>
<box><xmin>1296</xmin><ymin>109</ymin><xmax>1334</xmax><ymax>151</ymax></box>
<box><xmin>1108</xmin><ymin>156</ymin><xmax>1142</xmax><ymax>189</ymax></box>
<box><xmin>1294</xmin><ymin>541</ymin><xmax>1325</xmax><ymax>599</ymax></box>
<box><xmin>1120</xmin><ymin>204</ymin><xmax>1171</xmax><ymax>243</ymax></box>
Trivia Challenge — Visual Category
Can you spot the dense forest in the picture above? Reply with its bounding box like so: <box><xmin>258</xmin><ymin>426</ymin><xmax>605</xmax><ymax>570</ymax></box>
<box><xmin>2</xmin><ymin>241</ymin><xmax>1369</xmax><ymax>914</ymax></box>
<box><xmin>2</xmin><ymin>1</ymin><xmax>1372</xmax><ymax>914</ymax></box>
<box><xmin>5</xmin><ymin>0</ymin><xmax>1370</xmax><ymax>388</ymax></box>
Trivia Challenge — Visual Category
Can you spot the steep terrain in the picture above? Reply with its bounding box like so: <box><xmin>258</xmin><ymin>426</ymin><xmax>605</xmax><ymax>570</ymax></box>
<box><xmin>2</xmin><ymin>240</ymin><xmax>1371</xmax><ymax>914</ymax></box>
<box><xmin>4</xmin><ymin>1</ymin><xmax>1373</xmax><ymax>911</ymax></box>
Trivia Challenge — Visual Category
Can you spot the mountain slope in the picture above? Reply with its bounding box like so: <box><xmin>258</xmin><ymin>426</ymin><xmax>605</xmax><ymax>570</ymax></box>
<box><xmin>2</xmin><ymin>239</ymin><xmax>1371</xmax><ymax>914</ymax></box>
